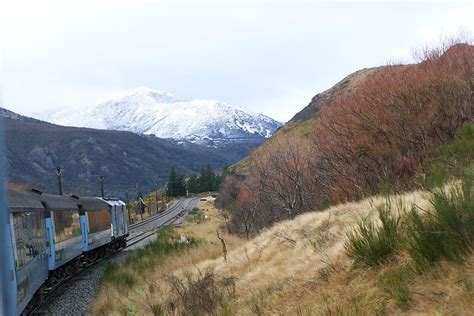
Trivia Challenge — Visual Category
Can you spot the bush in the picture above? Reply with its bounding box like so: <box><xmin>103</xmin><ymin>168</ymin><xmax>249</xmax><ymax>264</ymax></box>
<box><xmin>189</xmin><ymin>207</ymin><xmax>205</xmax><ymax>224</ymax></box>
<box><xmin>423</xmin><ymin>123</ymin><xmax>474</xmax><ymax>188</ymax></box>
<box><xmin>345</xmin><ymin>169</ymin><xmax>474</xmax><ymax>274</ymax></box>
<box><xmin>405</xmin><ymin>171</ymin><xmax>474</xmax><ymax>269</ymax></box>
<box><xmin>102</xmin><ymin>262</ymin><xmax>136</xmax><ymax>288</ymax></box>
<box><xmin>101</xmin><ymin>227</ymin><xmax>198</xmax><ymax>288</ymax></box>
<box><xmin>124</xmin><ymin>227</ymin><xmax>197</xmax><ymax>271</ymax></box>
<box><xmin>165</xmin><ymin>270</ymin><xmax>236</xmax><ymax>315</ymax></box>
<box><xmin>345</xmin><ymin>199</ymin><xmax>402</xmax><ymax>267</ymax></box>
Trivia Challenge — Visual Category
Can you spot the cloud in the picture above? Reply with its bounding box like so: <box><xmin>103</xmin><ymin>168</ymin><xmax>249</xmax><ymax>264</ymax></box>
<box><xmin>1</xmin><ymin>1</ymin><xmax>473</xmax><ymax>121</ymax></box>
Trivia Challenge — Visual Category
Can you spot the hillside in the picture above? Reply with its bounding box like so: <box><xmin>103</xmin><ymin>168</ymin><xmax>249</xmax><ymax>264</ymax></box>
<box><xmin>2</xmin><ymin>110</ymin><xmax>260</xmax><ymax>198</ymax></box>
<box><xmin>89</xmin><ymin>40</ymin><xmax>474</xmax><ymax>315</ymax></box>
<box><xmin>234</xmin><ymin>67</ymin><xmax>380</xmax><ymax>172</ymax></box>
<box><xmin>37</xmin><ymin>87</ymin><xmax>282</xmax><ymax>146</ymax></box>
<box><xmin>227</xmin><ymin>43</ymin><xmax>473</xmax><ymax>234</ymax></box>
<box><xmin>235</xmin><ymin>44</ymin><xmax>473</xmax><ymax>175</ymax></box>
<box><xmin>92</xmin><ymin>182</ymin><xmax>474</xmax><ymax>315</ymax></box>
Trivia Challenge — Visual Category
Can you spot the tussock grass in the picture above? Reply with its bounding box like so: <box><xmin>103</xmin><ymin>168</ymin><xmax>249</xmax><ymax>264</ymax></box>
<box><xmin>344</xmin><ymin>198</ymin><xmax>402</xmax><ymax>267</ymax></box>
<box><xmin>101</xmin><ymin>262</ymin><xmax>136</xmax><ymax>288</ymax></box>
<box><xmin>346</xmin><ymin>171</ymin><xmax>473</xmax><ymax>270</ymax></box>
<box><xmin>377</xmin><ymin>263</ymin><xmax>414</xmax><ymax>309</ymax></box>
<box><xmin>406</xmin><ymin>172</ymin><xmax>474</xmax><ymax>269</ymax></box>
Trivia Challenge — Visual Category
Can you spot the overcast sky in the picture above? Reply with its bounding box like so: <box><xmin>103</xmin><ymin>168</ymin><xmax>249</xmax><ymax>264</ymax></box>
<box><xmin>0</xmin><ymin>1</ymin><xmax>473</xmax><ymax>122</ymax></box>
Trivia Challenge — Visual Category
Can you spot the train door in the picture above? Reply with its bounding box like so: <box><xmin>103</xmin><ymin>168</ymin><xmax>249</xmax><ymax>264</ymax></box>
<box><xmin>121</xmin><ymin>204</ymin><xmax>127</xmax><ymax>235</ymax></box>
<box><xmin>110</xmin><ymin>205</ymin><xmax>118</xmax><ymax>237</ymax></box>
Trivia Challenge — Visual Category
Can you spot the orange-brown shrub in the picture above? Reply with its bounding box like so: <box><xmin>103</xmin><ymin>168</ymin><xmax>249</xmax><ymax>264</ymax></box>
<box><xmin>218</xmin><ymin>40</ymin><xmax>474</xmax><ymax>236</ymax></box>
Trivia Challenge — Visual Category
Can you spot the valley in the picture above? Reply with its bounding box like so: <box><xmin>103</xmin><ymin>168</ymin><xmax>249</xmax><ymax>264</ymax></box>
<box><xmin>1</xmin><ymin>2</ymin><xmax>473</xmax><ymax>314</ymax></box>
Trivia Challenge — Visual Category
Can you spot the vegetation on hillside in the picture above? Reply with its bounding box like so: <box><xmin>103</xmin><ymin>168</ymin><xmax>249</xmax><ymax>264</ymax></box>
<box><xmin>92</xmin><ymin>198</ymin><xmax>244</xmax><ymax>315</ymax></box>
<box><xmin>92</xmin><ymin>38</ymin><xmax>474</xmax><ymax>315</ymax></box>
<box><xmin>218</xmin><ymin>39</ymin><xmax>474</xmax><ymax>237</ymax></box>
<box><xmin>93</xmin><ymin>185</ymin><xmax>474</xmax><ymax>315</ymax></box>
<box><xmin>166</xmin><ymin>163</ymin><xmax>233</xmax><ymax>197</ymax></box>
<box><xmin>3</xmin><ymin>116</ymin><xmax>247</xmax><ymax>198</ymax></box>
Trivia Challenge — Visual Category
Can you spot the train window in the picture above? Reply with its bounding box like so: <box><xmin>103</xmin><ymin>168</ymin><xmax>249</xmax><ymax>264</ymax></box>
<box><xmin>87</xmin><ymin>209</ymin><xmax>110</xmax><ymax>233</ymax></box>
<box><xmin>12</xmin><ymin>212</ymin><xmax>46</xmax><ymax>270</ymax></box>
<box><xmin>53</xmin><ymin>210</ymin><xmax>81</xmax><ymax>242</ymax></box>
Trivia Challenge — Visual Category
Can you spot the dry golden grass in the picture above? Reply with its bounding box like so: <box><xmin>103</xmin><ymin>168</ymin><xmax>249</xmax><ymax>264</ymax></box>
<box><xmin>91</xmin><ymin>192</ymin><xmax>474</xmax><ymax>315</ymax></box>
<box><xmin>91</xmin><ymin>198</ymin><xmax>245</xmax><ymax>315</ymax></box>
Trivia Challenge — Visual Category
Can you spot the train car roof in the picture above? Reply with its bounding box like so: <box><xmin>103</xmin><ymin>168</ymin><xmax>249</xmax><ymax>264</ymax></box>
<box><xmin>40</xmin><ymin>193</ymin><xmax>80</xmax><ymax>211</ymax></box>
<box><xmin>7</xmin><ymin>188</ymin><xmax>45</xmax><ymax>211</ymax></box>
<box><xmin>98</xmin><ymin>197</ymin><xmax>125</xmax><ymax>206</ymax></box>
<box><xmin>77</xmin><ymin>196</ymin><xmax>109</xmax><ymax>211</ymax></box>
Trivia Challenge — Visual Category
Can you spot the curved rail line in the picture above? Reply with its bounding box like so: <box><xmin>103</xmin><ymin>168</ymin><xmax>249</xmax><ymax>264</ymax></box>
<box><xmin>32</xmin><ymin>197</ymin><xmax>198</xmax><ymax>314</ymax></box>
<box><xmin>128</xmin><ymin>199</ymin><xmax>184</xmax><ymax>230</ymax></box>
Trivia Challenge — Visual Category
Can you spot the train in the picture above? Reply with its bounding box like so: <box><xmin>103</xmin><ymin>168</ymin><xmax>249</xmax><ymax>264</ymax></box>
<box><xmin>4</xmin><ymin>187</ymin><xmax>129</xmax><ymax>315</ymax></box>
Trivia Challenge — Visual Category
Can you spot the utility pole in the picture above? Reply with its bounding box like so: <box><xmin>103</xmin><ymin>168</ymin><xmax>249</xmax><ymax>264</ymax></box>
<box><xmin>99</xmin><ymin>176</ymin><xmax>105</xmax><ymax>198</ymax></box>
<box><xmin>55</xmin><ymin>166</ymin><xmax>63</xmax><ymax>195</ymax></box>
<box><xmin>125</xmin><ymin>187</ymin><xmax>131</xmax><ymax>224</ymax></box>
<box><xmin>136</xmin><ymin>185</ymin><xmax>143</xmax><ymax>221</ymax></box>
<box><xmin>161</xmin><ymin>191</ymin><xmax>165</xmax><ymax>211</ymax></box>
<box><xmin>155</xmin><ymin>188</ymin><xmax>159</xmax><ymax>214</ymax></box>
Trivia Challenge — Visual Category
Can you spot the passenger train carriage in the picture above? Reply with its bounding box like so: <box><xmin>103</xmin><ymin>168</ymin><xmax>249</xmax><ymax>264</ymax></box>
<box><xmin>5</xmin><ymin>188</ymin><xmax>129</xmax><ymax>315</ymax></box>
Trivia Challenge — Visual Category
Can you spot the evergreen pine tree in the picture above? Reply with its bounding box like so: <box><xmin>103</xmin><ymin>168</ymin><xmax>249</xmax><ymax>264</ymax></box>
<box><xmin>167</xmin><ymin>167</ymin><xmax>178</xmax><ymax>197</ymax></box>
<box><xmin>186</xmin><ymin>174</ymin><xmax>199</xmax><ymax>193</ymax></box>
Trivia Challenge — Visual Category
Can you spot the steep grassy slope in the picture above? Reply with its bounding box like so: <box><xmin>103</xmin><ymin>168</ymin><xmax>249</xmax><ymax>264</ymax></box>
<box><xmin>92</xmin><ymin>185</ymin><xmax>474</xmax><ymax>315</ymax></box>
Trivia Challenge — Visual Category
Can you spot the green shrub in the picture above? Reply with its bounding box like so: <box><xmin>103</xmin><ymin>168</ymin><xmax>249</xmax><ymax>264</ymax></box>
<box><xmin>102</xmin><ymin>262</ymin><xmax>136</xmax><ymax>287</ymax></box>
<box><xmin>189</xmin><ymin>207</ymin><xmax>205</xmax><ymax>224</ymax></box>
<box><xmin>124</xmin><ymin>227</ymin><xmax>198</xmax><ymax>270</ymax></box>
<box><xmin>149</xmin><ymin>303</ymin><xmax>164</xmax><ymax>316</ymax></box>
<box><xmin>377</xmin><ymin>264</ymin><xmax>414</xmax><ymax>309</ymax></box>
<box><xmin>423</xmin><ymin>123</ymin><xmax>474</xmax><ymax>188</ymax></box>
<box><xmin>345</xmin><ymin>199</ymin><xmax>402</xmax><ymax>267</ymax></box>
<box><xmin>405</xmin><ymin>171</ymin><xmax>474</xmax><ymax>269</ymax></box>
<box><xmin>101</xmin><ymin>227</ymin><xmax>198</xmax><ymax>287</ymax></box>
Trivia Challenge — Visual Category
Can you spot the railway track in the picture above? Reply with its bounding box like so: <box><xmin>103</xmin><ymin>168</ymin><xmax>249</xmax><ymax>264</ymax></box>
<box><xmin>126</xmin><ymin>197</ymin><xmax>198</xmax><ymax>247</ymax></box>
<box><xmin>126</xmin><ymin>231</ymin><xmax>155</xmax><ymax>248</ymax></box>
<box><xmin>128</xmin><ymin>199</ymin><xmax>184</xmax><ymax>231</ymax></box>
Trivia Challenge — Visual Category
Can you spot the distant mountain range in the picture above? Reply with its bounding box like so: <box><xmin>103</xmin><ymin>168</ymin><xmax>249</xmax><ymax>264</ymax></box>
<box><xmin>1</xmin><ymin>107</ymin><xmax>262</xmax><ymax>198</ymax></box>
<box><xmin>37</xmin><ymin>87</ymin><xmax>282</xmax><ymax>146</ymax></box>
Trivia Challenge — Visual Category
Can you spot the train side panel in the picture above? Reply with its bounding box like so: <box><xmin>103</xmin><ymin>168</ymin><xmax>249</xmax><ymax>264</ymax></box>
<box><xmin>77</xmin><ymin>197</ymin><xmax>113</xmax><ymax>252</ymax></box>
<box><xmin>4</xmin><ymin>214</ymin><xmax>17</xmax><ymax>315</ymax></box>
<box><xmin>7</xmin><ymin>188</ymin><xmax>49</xmax><ymax>315</ymax></box>
<box><xmin>121</xmin><ymin>202</ymin><xmax>128</xmax><ymax>236</ymax></box>
<box><xmin>50</xmin><ymin>210</ymin><xmax>83</xmax><ymax>269</ymax></box>
<box><xmin>117</xmin><ymin>201</ymin><xmax>127</xmax><ymax>236</ymax></box>
<box><xmin>40</xmin><ymin>194</ymin><xmax>85</xmax><ymax>270</ymax></box>
<box><xmin>84</xmin><ymin>208</ymin><xmax>112</xmax><ymax>251</ymax></box>
<box><xmin>9</xmin><ymin>211</ymin><xmax>49</xmax><ymax>314</ymax></box>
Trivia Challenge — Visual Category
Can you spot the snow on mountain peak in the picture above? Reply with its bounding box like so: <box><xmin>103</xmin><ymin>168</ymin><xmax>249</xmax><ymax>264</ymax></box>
<box><xmin>40</xmin><ymin>88</ymin><xmax>282</xmax><ymax>145</ymax></box>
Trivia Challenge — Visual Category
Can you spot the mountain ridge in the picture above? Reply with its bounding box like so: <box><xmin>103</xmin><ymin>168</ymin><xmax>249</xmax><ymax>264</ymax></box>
<box><xmin>0</xmin><ymin>107</ymin><xmax>261</xmax><ymax>197</ymax></box>
<box><xmin>37</xmin><ymin>88</ymin><xmax>282</xmax><ymax>146</ymax></box>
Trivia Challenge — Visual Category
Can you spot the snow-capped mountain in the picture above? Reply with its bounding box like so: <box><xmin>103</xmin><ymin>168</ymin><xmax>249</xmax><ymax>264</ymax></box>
<box><xmin>39</xmin><ymin>87</ymin><xmax>282</xmax><ymax>145</ymax></box>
